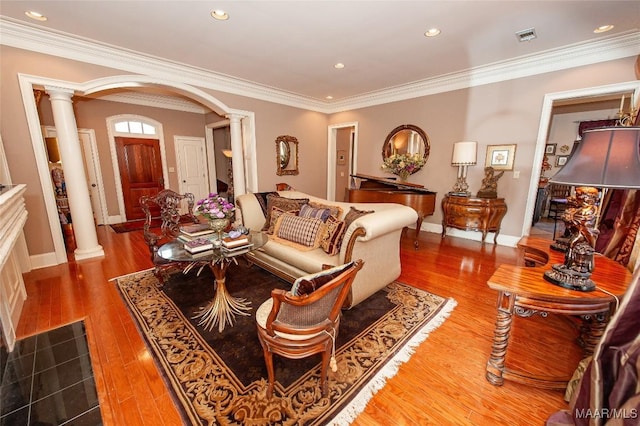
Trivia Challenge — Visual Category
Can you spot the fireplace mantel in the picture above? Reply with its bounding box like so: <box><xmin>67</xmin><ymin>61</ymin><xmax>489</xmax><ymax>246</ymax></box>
<box><xmin>0</xmin><ymin>184</ymin><xmax>28</xmax><ymax>350</ymax></box>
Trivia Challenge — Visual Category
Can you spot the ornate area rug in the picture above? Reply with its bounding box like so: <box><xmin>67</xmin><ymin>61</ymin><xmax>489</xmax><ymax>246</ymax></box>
<box><xmin>114</xmin><ymin>263</ymin><xmax>456</xmax><ymax>425</ymax></box>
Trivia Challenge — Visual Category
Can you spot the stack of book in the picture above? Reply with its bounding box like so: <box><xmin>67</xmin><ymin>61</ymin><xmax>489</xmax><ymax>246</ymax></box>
<box><xmin>221</xmin><ymin>235</ymin><xmax>252</xmax><ymax>254</ymax></box>
<box><xmin>178</xmin><ymin>223</ymin><xmax>215</xmax><ymax>242</ymax></box>
<box><xmin>184</xmin><ymin>237</ymin><xmax>214</xmax><ymax>254</ymax></box>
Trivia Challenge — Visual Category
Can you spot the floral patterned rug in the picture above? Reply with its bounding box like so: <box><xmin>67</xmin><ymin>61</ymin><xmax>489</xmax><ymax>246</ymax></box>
<box><xmin>114</xmin><ymin>263</ymin><xmax>455</xmax><ymax>425</ymax></box>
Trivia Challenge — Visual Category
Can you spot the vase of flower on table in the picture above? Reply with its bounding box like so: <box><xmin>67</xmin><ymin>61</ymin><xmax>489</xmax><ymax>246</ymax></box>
<box><xmin>196</xmin><ymin>193</ymin><xmax>235</xmax><ymax>247</ymax></box>
<box><xmin>381</xmin><ymin>153</ymin><xmax>425</xmax><ymax>182</ymax></box>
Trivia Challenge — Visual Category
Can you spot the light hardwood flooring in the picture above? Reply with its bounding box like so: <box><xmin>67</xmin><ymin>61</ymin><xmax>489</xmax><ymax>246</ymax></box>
<box><xmin>16</xmin><ymin>226</ymin><xmax>577</xmax><ymax>425</ymax></box>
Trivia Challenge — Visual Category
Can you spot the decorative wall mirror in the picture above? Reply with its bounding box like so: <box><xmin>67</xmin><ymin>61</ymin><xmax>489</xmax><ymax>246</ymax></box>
<box><xmin>382</xmin><ymin>125</ymin><xmax>430</xmax><ymax>175</ymax></box>
<box><xmin>276</xmin><ymin>135</ymin><xmax>299</xmax><ymax>176</ymax></box>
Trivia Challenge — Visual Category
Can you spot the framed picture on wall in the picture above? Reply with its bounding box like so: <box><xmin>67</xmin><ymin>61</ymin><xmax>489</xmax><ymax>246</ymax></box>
<box><xmin>485</xmin><ymin>144</ymin><xmax>516</xmax><ymax>171</ymax></box>
<box><xmin>556</xmin><ymin>155</ymin><xmax>569</xmax><ymax>167</ymax></box>
<box><xmin>337</xmin><ymin>150</ymin><xmax>347</xmax><ymax>165</ymax></box>
<box><xmin>545</xmin><ymin>144</ymin><xmax>557</xmax><ymax>155</ymax></box>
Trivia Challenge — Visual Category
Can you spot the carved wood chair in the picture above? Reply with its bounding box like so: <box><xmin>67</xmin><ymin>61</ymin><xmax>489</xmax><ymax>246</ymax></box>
<box><xmin>547</xmin><ymin>183</ymin><xmax>573</xmax><ymax>238</ymax></box>
<box><xmin>255</xmin><ymin>259</ymin><xmax>364</xmax><ymax>398</ymax></box>
<box><xmin>140</xmin><ymin>189</ymin><xmax>199</xmax><ymax>285</ymax></box>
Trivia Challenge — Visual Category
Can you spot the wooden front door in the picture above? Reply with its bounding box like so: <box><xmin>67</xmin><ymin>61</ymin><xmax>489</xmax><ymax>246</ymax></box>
<box><xmin>115</xmin><ymin>137</ymin><xmax>164</xmax><ymax>220</ymax></box>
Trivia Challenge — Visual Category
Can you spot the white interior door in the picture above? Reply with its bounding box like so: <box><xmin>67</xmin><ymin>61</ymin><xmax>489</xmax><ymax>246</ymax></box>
<box><xmin>44</xmin><ymin>126</ymin><xmax>107</xmax><ymax>225</ymax></box>
<box><xmin>78</xmin><ymin>130</ymin><xmax>107</xmax><ymax>225</ymax></box>
<box><xmin>175</xmin><ymin>136</ymin><xmax>209</xmax><ymax>203</ymax></box>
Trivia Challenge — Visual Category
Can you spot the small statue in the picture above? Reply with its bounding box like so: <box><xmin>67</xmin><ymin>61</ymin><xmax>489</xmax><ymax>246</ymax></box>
<box><xmin>51</xmin><ymin>167</ymin><xmax>66</xmax><ymax>196</ymax></box>
<box><xmin>476</xmin><ymin>167</ymin><xmax>504</xmax><ymax>199</ymax></box>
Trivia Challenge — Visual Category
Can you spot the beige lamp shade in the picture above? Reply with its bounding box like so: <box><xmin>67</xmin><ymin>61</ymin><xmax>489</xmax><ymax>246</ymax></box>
<box><xmin>45</xmin><ymin>137</ymin><xmax>61</xmax><ymax>163</ymax></box>
<box><xmin>452</xmin><ymin>141</ymin><xmax>477</xmax><ymax>165</ymax></box>
<box><xmin>550</xmin><ymin>127</ymin><xmax>640</xmax><ymax>189</ymax></box>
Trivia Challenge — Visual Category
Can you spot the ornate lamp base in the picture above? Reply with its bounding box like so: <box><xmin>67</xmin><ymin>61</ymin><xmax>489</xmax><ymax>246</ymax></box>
<box><xmin>451</xmin><ymin>176</ymin><xmax>470</xmax><ymax>196</ymax></box>
<box><xmin>550</xmin><ymin>237</ymin><xmax>569</xmax><ymax>252</ymax></box>
<box><xmin>543</xmin><ymin>264</ymin><xmax>595</xmax><ymax>292</ymax></box>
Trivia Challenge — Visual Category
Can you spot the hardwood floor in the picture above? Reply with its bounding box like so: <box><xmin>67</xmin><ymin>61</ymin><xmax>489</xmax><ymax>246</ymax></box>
<box><xmin>16</xmin><ymin>226</ymin><xmax>577</xmax><ymax>425</ymax></box>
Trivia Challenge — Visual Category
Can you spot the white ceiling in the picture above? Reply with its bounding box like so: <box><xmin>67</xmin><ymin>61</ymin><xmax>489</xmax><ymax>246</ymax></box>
<box><xmin>1</xmin><ymin>1</ymin><xmax>639</xmax><ymax>105</ymax></box>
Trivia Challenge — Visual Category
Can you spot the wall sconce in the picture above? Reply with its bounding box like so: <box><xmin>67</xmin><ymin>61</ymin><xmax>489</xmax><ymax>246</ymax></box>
<box><xmin>45</xmin><ymin>137</ymin><xmax>61</xmax><ymax>163</ymax></box>
<box><xmin>450</xmin><ymin>141</ymin><xmax>477</xmax><ymax>196</ymax></box>
<box><xmin>544</xmin><ymin>126</ymin><xmax>640</xmax><ymax>291</ymax></box>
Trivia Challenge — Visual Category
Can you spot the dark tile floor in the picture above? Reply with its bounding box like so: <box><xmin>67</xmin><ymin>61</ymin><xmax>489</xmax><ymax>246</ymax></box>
<box><xmin>0</xmin><ymin>321</ymin><xmax>102</xmax><ymax>425</ymax></box>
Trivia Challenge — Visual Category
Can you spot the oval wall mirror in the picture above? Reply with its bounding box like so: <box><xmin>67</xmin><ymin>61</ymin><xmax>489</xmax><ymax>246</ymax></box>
<box><xmin>382</xmin><ymin>124</ymin><xmax>430</xmax><ymax>176</ymax></box>
<box><xmin>276</xmin><ymin>135</ymin><xmax>299</xmax><ymax>176</ymax></box>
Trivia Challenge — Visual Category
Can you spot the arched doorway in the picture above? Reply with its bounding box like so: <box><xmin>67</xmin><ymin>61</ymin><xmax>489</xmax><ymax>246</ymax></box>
<box><xmin>18</xmin><ymin>74</ymin><xmax>258</xmax><ymax>264</ymax></box>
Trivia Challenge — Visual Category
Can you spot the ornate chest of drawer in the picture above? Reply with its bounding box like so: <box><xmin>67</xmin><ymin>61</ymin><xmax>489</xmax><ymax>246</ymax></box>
<box><xmin>441</xmin><ymin>194</ymin><xmax>507</xmax><ymax>243</ymax></box>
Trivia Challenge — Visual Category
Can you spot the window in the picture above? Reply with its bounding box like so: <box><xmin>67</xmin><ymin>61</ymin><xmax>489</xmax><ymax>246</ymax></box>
<box><xmin>113</xmin><ymin>120</ymin><xmax>156</xmax><ymax>135</ymax></box>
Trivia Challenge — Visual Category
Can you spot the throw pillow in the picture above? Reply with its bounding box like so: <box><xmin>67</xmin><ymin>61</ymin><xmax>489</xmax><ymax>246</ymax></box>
<box><xmin>261</xmin><ymin>194</ymin><xmax>309</xmax><ymax>232</ymax></box>
<box><xmin>309</xmin><ymin>201</ymin><xmax>344</xmax><ymax>221</ymax></box>
<box><xmin>254</xmin><ymin>191</ymin><xmax>278</xmax><ymax>218</ymax></box>
<box><xmin>272</xmin><ymin>212</ymin><xmax>325</xmax><ymax>251</ymax></box>
<box><xmin>265</xmin><ymin>206</ymin><xmax>299</xmax><ymax>235</ymax></box>
<box><xmin>298</xmin><ymin>203</ymin><xmax>332</xmax><ymax>222</ymax></box>
<box><xmin>319</xmin><ymin>215</ymin><xmax>346</xmax><ymax>256</ymax></box>
<box><xmin>343</xmin><ymin>206</ymin><xmax>374</xmax><ymax>231</ymax></box>
<box><xmin>291</xmin><ymin>261</ymin><xmax>354</xmax><ymax>296</ymax></box>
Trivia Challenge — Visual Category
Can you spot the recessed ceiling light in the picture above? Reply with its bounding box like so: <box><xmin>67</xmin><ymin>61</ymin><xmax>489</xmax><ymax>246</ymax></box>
<box><xmin>424</xmin><ymin>28</ymin><xmax>441</xmax><ymax>37</ymax></box>
<box><xmin>594</xmin><ymin>25</ymin><xmax>614</xmax><ymax>34</ymax></box>
<box><xmin>211</xmin><ymin>9</ymin><xmax>229</xmax><ymax>21</ymax></box>
<box><xmin>334</xmin><ymin>63</ymin><xmax>345</xmax><ymax>69</ymax></box>
<box><xmin>25</xmin><ymin>11</ymin><xmax>47</xmax><ymax>21</ymax></box>
<box><xmin>326</xmin><ymin>96</ymin><xmax>333</xmax><ymax>100</ymax></box>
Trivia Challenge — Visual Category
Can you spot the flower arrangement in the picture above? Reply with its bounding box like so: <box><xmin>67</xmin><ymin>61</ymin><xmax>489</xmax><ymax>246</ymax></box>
<box><xmin>195</xmin><ymin>193</ymin><xmax>235</xmax><ymax>220</ymax></box>
<box><xmin>381</xmin><ymin>153</ymin><xmax>425</xmax><ymax>181</ymax></box>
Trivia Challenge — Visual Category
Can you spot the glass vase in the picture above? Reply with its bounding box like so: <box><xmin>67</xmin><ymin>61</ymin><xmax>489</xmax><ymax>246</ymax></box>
<box><xmin>209</xmin><ymin>218</ymin><xmax>230</xmax><ymax>246</ymax></box>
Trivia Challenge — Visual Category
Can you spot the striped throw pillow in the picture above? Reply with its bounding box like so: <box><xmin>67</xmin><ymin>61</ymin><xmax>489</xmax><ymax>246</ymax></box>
<box><xmin>298</xmin><ymin>203</ymin><xmax>332</xmax><ymax>222</ymax></box>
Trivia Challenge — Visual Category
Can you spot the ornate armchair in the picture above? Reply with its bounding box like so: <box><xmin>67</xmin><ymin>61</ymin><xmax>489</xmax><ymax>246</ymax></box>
<box><xmin>140</xmin><ymin>189</ymin><xmax>199</xmax><ymax>285</ymax></box>
<box><xmin>255</xmin><ymin>259</ymin><xmax>364</xmax><ymax>398</ymax></box>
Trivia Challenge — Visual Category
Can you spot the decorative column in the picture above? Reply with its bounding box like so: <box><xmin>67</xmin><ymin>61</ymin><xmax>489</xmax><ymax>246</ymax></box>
<box><xmin>227</xmin><ymin>114</ymin><xmax>246</xmax><ymax>197</ymax></box>
<box><xmin>45</xmin><ymin>86</ymin><xmax>104</xmax><ymax>260</ymax></box>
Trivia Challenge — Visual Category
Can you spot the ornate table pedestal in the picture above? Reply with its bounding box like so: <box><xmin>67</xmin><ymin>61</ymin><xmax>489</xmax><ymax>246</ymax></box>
<box><xmin>158</xmin><ymin>232</ymin><xmax>268</xmax><ymax>333</ymax></box>
<box><xmin>190</xmin><ymin>257</ymin><xmax>252</xmax><ymax>333</ymax></box>
<box><xmin>485</xmin><ymin>237</ymin><xmax>632</xmax><ymax>389</ymax></box>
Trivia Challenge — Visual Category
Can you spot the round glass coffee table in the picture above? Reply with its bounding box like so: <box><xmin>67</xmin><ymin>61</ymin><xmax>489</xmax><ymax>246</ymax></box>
<box><xmin>157</xmin><ymin>232</ymin><xmax>268</xmax><ymax>332</ymax></box>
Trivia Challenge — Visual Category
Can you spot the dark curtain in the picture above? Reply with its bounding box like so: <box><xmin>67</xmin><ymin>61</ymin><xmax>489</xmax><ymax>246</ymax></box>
<box><xmin>597</xmin><ymin>190</ymin><xmax>640</xmax><ymax>267</ymax></box>
<box><xmin>577</xmin><ymin>119</ymin><xmax>617</xmax><ymax>137</ymax></box>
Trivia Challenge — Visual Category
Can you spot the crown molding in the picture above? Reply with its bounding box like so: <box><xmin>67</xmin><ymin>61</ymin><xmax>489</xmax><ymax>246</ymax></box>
<box><xmin>98</xmin><ymin>92</ymin><xmax>207</xmax><ymax>114</ymax></box>
<box><xmin>2</xmin><ymin>17</ymin><xmax>639</xmax><ymax>114</ymax></box>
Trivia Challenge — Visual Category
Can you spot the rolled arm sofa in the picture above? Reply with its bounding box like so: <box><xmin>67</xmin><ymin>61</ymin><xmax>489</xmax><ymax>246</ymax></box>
<box><xmin>236</xmin><ymin>190</ymin><xmax>418</xmax><ymax>308</ymax></box>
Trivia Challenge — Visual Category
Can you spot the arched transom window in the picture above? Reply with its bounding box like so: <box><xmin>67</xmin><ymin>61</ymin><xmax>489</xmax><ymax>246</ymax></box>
<box><xmin>113</xmin><ymin>119</ymin><xmax>157</xmax><ymax>135</ymax></box>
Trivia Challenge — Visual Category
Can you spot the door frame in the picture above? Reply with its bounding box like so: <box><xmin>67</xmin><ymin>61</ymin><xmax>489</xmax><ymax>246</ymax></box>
<box><xmin>106</xmin><ymin>115</ymin><xmax>167</xmax><ymax>224</ymax></box>
<box><xmin>43</xmin><ymin>126</ymin><xmax>108</xmax><ymax>225</ymax></box>
<box><xmin>327</xmin><ymin>122</ymin><xmax>359</xmax><ymax>201</ymax></box>
<box><xmin>523</xmin><ymin>80</ymin><xmax>640</xmax><ymax>237</ymax></box>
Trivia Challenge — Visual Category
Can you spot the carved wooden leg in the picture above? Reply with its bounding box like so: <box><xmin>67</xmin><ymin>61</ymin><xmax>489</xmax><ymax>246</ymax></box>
<box><xmin>320</xmin><ymin>345</ymin><xmax>331</xmax><ymax>396</ymax></box>
<box><xmin>578</xmin><ymin>312</ymin><xmax>609</xmax><ymax>357</ymax></box>
<box><xmin>263</xmin><ymin>347</ymin><xmax>275</xmax><ymax>399</ymax></box>
<box><xmin>486</xmin><ymin>292</ymin><xmax>515</xmax><ymax>386</ymax></box>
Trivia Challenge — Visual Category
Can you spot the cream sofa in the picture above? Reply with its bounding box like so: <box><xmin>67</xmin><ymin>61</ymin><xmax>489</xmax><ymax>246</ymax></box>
<box><xmin>236</xmin><ymin>190</ymin><xmax>418</xmax><ymax>308</ymax></box>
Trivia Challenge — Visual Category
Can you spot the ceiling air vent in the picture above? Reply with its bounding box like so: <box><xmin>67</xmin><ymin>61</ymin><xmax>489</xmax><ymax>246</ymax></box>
<box><xmin>516</xmin><ymin>28</ymin><xmax>537</xmax><ymax>42</ymax></box>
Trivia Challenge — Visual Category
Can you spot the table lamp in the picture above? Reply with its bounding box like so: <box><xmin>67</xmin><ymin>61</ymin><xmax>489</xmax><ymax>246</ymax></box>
<box><xmin>450</xmin><ymin>141</ymin><xmax>477</xmax><ymax>196</ymax></box>
<box><xmin>544</xmin><ymin>126</ymin><xmax>640</xmax><ymax>291</ymax></box>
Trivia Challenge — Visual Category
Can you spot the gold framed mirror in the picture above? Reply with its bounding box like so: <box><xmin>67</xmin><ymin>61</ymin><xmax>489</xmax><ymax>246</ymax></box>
<box><xmin>382</xmin><ymin>124</ymin><xmax>430</xmax><ymax>176</ymax></box>
<box><xmin>276</xmin><ymin>135</ymin><xmax>299</xmax><ymax>176</ymax></box>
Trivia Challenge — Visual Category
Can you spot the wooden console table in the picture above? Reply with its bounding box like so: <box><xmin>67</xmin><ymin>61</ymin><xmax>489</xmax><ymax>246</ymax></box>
<box><xmin>485</xmin><ymin>237</ymin><xmax>633</xmax><ymax>389</ymax></box>
<box><xmin>441</xmin><ymin>194</ymin><xmax>507</xmax><ymax>243</ymax></box>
